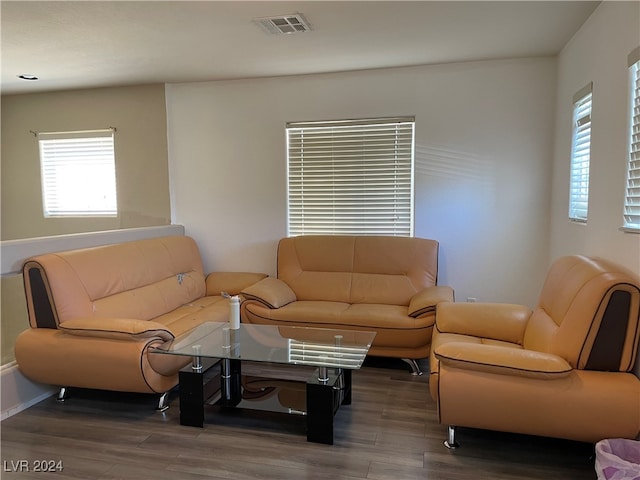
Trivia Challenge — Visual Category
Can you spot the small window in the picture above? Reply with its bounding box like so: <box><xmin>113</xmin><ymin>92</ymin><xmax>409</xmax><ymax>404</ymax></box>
<box><xmin>568</xmin><ymin>83</ymin><xmax>593</xmax><ymax>223</ymax></box>
<box><xmin>37</xmin><ymin>129</ymin><xmax>117</xmax><ymax>217</ymax></box>
<box><xmin>286</xmin><ymin>117</ymin><xmax>414</xmax><ymax>236</ymax></box>
<box><xmin>624</xmin><ymin>47</ymin><xmax>640</xmax><ymax>231</ymax></box>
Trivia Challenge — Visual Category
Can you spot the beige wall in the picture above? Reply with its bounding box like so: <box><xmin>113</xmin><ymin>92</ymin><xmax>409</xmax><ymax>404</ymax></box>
<box><xmin>1</xmin><ymin>84</ymin><xmax>171</xmax><ymax>240</ymax></box>
<box><xmin>550</xmin><ymin>1</ymin><xmax>640</xmax><ymax>274</ymax></box>
<box><xmin>1</xmin><ymin>274</ymin><xmax>28</xmax><ymax>365</ymax></box>
<box><xmin>0</xmin><ymin>84</ymin><xmax>172</xmax><ymax>365</ymax></box>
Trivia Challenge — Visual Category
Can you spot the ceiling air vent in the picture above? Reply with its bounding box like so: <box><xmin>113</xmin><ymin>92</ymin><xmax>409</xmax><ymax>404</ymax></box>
<box><xmin>253</xmin><ymin>14</ymin><xmax>312</xmax><ymax>35</ymax></box>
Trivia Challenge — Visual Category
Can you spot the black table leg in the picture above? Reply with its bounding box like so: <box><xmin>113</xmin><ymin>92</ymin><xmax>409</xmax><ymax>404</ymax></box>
<box><xmin>306</xmin><ymin>369</ymin><xmax>344</xmax><ymax>444</ymax></box>
<box><xmin>342</xmin><ymin>368</ymin><xmax>352</xmax><ymax>405</ymax></box>
<box><xmin>178</xmin><ymin>358</ymin><xmax>220</xmax><ymax>427</ymax></box>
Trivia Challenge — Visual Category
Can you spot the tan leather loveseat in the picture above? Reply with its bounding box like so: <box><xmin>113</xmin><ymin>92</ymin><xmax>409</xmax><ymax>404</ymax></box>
<box><xmin>430</xmin><ymin>255</ymin><xmax>640</xmax><ymax>446</ymax></box>
<box><xmin>241</xmin><ymin>235</ymin><xmax>454</xmax><ymax>374</ymax></box>
<box><xmin>15</xmin><ymin>235</ymin><xmax>266</xmax><ymax>408</ymax></box>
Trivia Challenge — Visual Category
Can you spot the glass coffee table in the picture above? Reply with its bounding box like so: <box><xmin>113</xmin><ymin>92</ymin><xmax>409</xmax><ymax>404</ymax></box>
<box><xmin>150</xmin><ymin>322</ymin><xmax>375</xmax><ymax>444</ymax></box>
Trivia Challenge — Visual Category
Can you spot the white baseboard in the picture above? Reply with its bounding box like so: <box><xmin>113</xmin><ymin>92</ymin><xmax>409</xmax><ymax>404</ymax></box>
<box><xmin>1</xmin><ymin>362</ymin><xmax>56</xmax><ymax>420</ymax></box>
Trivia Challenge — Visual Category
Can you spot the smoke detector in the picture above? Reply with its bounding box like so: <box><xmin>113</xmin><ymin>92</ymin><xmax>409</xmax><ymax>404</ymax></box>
<box><xmin>253</xmin><ymin>14</ymin><xmax>312</xmax><ymax>35</ymax></box>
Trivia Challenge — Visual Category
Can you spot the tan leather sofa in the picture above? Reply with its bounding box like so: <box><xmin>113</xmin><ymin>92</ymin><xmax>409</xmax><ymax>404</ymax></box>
<box><xmin>241</xmin><ymin>235</ymin><xmax>454</xmax><ymax>374</ymax></box>
<box><xmin>15</xmin><ymin>235</ymin><xmax>266</xmax><ymax>408</ymax></box>
<box><xmin>430</xmin><ymin>255</ymin><xmax>640</xmax><ymax>446</ymax></box>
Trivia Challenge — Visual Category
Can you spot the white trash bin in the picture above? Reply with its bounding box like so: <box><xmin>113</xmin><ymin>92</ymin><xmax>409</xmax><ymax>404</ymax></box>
<box><xmin>595</xmin><ymin>439</ymin><xmax>640</xmax><ymax>480</ymax></box>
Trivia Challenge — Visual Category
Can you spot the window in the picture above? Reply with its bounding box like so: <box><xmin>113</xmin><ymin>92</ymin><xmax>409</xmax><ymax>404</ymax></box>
<box><xmin>624</xmin><ymin>47</ymin><xmax>640</xmax><ymax>231</ymax></box>
<box><xmin>568</xmin><ymin>83</ymin><xmax>593</xmax><ymax>223</ymax></box>
<box><xmin>37</xmin><ymin>129</ymin><xmax>117</xmax><ymax>217</ymax></box>
<box><xmin>286</xmin><ymin>117</ymin><xmax>414</xmax><ymax>236</ymax></box>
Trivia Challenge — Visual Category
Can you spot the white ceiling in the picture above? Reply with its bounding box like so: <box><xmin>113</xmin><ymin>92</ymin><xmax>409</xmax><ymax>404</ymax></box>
<box><xmin>1</xmin><ymin>1</ymin><xmax>600</xmax><ymax>95</ymax></box>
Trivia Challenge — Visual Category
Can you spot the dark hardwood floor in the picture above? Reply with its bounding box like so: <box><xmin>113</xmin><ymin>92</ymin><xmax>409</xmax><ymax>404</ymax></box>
<box><xmin>1</xmin><ymin>358</ymin><xmax>596</xmax><ymax>479</ymax></box>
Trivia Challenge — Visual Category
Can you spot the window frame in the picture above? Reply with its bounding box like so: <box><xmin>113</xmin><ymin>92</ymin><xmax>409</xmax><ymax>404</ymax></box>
<box><xmin>623</xmin><ymin>47</ymin><xmax>640</xmax><ymax>232</ymax></box>
<box><xmin>568</xmin><ymin>82</ymin><xmax>593</xmax><ymax>224</ymax></box>
<box><xmin>37</xmin><ymin>129</ymin><xmax>118</xmax><ymax>218</ymax></box>
<box><xmin>286</xmin><ymin>117</ymin><xmax>415</xmax><ymax>237</ymax></box>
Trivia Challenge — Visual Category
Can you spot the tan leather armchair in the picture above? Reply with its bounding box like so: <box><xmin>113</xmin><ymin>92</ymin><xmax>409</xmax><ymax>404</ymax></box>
<box><xmin>429</xmin><ymin>255</ymin><xmax>640</xmax><ymax>446</ymax></box>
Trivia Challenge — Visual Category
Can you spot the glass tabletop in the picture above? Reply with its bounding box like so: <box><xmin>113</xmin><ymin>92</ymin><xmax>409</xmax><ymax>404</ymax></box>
<box><xmin>149</xmin><ymin>322</ymin><xmax>376</xmax><ymax>370</ymax></box>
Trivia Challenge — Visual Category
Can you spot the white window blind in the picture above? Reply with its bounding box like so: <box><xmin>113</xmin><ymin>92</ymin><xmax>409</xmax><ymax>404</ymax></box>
<box><xmin>38</xmin><ymin>129</ymin><xmax>117</xmax><ymax>217</ymax></box>
<box><xmin>286</xmin><ymin>117</ymin><xmax>414</xmax><ymax>237</ymax></box>
<box><xmin>568</xmin><ymin>84</ymin><xmax>593</xmax><ymax>223</ymax></box>
<box><xmin>624</xmin><ymin>47</ymin><xmax>640</xmax><ymax>230</ymax></box>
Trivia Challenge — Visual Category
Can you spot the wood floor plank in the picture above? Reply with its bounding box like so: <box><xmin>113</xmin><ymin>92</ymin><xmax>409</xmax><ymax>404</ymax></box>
<box><xmin>1</xmin><ymin>359</ymin><xmax>597</xmax><ymax>479</ymax></box>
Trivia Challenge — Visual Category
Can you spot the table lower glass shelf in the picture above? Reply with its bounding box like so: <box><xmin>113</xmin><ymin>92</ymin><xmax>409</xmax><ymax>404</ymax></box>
<box><xmin>177</xmin><ymin>358</ymin><xmax>351</xmax><ymax>445</ymax></box>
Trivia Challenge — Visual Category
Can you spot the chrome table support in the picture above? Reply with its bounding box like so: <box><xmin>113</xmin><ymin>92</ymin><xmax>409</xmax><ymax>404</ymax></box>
<box><xmin>318</xmin><ymin>366</ymin><xmax>329</xmax><ymax>383</ymax></box>
<box><xmin>444</xmin><ymin>425</ymin><xmax>459</xmax><ymax>449</ymax></box>
<box><xmin>56</xmin><ymin>386</ymin><xmax>68</xmax><ymax>403</ymax></box>
<box><xmin>156</xmin><ymin>392</ymin><xmax>170</xmax><ymax>412</ymax></box>
<box><xmin>401</xmin><ymin>358</ymin><xmax>423</xmax><ymax>376</ymax></box>
<box><xmin>222</xmin><ymin>358</ymin><xmax>232</xmax><ymax>401</ymax></box>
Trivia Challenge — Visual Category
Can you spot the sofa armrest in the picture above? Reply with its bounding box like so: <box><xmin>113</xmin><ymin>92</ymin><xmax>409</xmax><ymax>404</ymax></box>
<box><xmin>58</xmin><ymin>318</ymin><xmax>174</xmax><ymax>342</ymax></box>
<box><xmin>408</xmin><ymin>286</ymin><xmax>454</xmax><ymax>317</ymax></box>
<box><xmin>241</xmin><ymin>277</ymin><xmax>297</xmax><ymax>309</ymax></box>
<box><xmin>435</xmin><ymin>342</ymin><xmax>572</xmax><ymax>379</ymax></box>
<box><xmin>436</xmin><ymin>302</ymin><xmax>532</xmax><ymax>345</ymax></box>
<box><xmin>205</xmin><ymin>272</ymin><xmax>268</xmax><ymax>297</ymax></box>
<box><xmin>15</xmin><ymin>327</ymin><xmax>184</xmax><ymax>393</ymax></box>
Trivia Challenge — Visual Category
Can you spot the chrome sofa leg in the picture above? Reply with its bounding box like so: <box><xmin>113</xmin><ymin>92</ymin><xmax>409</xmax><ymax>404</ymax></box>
<box><xmin>156</xmin><ymin>392</ymin><xmax>170</xmax><ymax>412</ymax></box>
<box><xmin>444</xmin><ymin>425</ymin><xmax>459</xmax><ymax>449</ymax></box>
<box><xmin>401</xmin><ymin>358</ymin><xmax>423</xmax><ymax>376</ymax></box>
<box><xmin>56</xmin><ymin>387</ymin><xmax>68</xmax><ymax>403</ymax></box>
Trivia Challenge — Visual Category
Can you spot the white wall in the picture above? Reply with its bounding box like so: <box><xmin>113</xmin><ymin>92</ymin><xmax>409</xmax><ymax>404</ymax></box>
<box><xmin>550</xmin><ymin>1</ymin><xmax>640</xmax><ymax>273</ymax></box>
<box><xmin>167</xmin><ymin>58</ymin><xmax>558</xmax><ymax>307</ymax></box>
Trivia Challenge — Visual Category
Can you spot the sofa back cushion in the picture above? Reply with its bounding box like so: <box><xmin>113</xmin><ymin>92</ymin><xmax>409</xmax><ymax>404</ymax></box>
<box><xmin>277</xmin><ymin>235</ymin><xmax>439</xmax><ymax>306</ymax></box>
<box><xmin>23</xmin><ymin>236</ymin><xmax>206</xmax><ymax>328</ymax></box>
<box><xmin>523</xmin><ymin>255</ymin><xmax>640</xmax><ymax>372</ymax></box>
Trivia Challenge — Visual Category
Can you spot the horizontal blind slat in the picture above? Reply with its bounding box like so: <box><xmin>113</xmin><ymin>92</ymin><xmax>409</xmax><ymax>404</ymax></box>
<box><xmin>287</xmin><ymin>118</ymin><xmax>414</xmax><ymax>236</ymax></box>
<box><xmin>625</xmin><ymin>62</ymin><xmax>640</xmax><ymax>228</ymax></box>
<box><xmin>38</xmin><ymin>133</ymin><xmax>117</xmax><ymax>216</ymax></box>
<box><xmin>569</xmin><ymin>90</ymin><xmax>592</xmax><ymax>222</ymax></box>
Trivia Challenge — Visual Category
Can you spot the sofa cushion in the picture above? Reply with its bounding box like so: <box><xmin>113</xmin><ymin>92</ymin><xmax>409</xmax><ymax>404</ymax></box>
<box><xmin>435</xmin><ymin>342</ymin><xmax>573</xmax><ymax>379</ymax></box>
<box><xmin>147</xmin><ymin>296</ymin><xmax>227</xmax><ymax>336</ymax></box>
<box><xmin>341</xmin><ymin>304</ymin><xmax>431</xmax><ymax>329</ymax></box>
<box><xmin>244</xmin><ymin>300</ymin><xmax>434</xmax><ymax>328</ymax></box>
<box><xmin>59</xmin><ymin>318</ymin><xmax>174</xmax><ymax>342</ymax></box>
<box><xmin>241</xmin><ymin>277</ymin><xmax>297</xmax><ymax>308</ymax></box>
<box><xmin>277</xmin><ymin>236</ymin><xmax>439</xmax><ymax>305</ymax></box>
<box><xmin>435</xmin><ymin>302</ymin><xmax>532</xmax><ymax>344</ymax></box>
<box><xmin>206</xmin><ymin>272</ymin><xmax>268</xmax><ymax>297</ymax></box>
<box><xmin>408</xmin><ymin>286</ymin><xmax>455</xmax><ymax>317</ymax></box>
<box><xmin>23</xmin><ymin>236</ymin><xmax>206</xmax><ymax>326</ymax></box>
<box><xmin>242</xmin><ymin>301</ymin><xmax>435</xmax><ymax>349</ymax></box>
